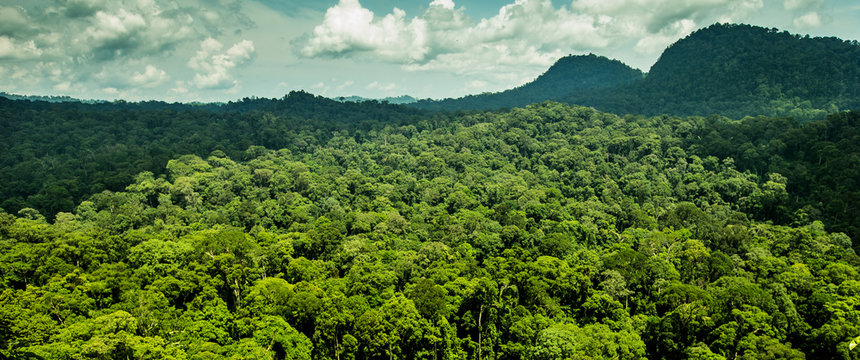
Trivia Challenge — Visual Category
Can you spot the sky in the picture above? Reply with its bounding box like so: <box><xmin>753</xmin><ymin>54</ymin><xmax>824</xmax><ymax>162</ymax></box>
<box><xmin>0</xmin><ymin>0</ymin><xmax>858</xmax><ymax>102</ymax></box>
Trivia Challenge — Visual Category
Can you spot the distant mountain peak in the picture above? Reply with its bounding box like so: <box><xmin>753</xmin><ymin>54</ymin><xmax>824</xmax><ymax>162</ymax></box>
<box><xmin>412</xmin><ymin>23</ymin><xmax>858</xmax><ymax>121</ymax></box>
<box><xmin>333</xmin><ymin>95</ymin><xmax>417</xmax><ymax>104</ymax></box>
<box><xmin>412</xmin><ymin>53</ymin><xmax>643</xmax><ymax>111</ymax></box>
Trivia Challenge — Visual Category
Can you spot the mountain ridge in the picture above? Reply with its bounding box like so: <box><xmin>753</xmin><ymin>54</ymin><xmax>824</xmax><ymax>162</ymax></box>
<box><xmin>412</xmin><ymin>53</ymin><xmax>644</xmax><ymax>111</ymax></box>
<box><xmin>411</xmin><ymin>23</ymin><xmax>860</xmax><ymax>121</ymax></box>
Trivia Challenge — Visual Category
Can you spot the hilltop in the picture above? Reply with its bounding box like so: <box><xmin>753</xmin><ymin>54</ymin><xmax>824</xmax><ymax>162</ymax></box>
<box><xmin>412</xmin><ymin>54</ymin><xmax>643</xmax><ymax>111</ymax></box>
<box><xmin>413</xmin><ymin>23</ymin><xmax>860</xmax><ymax>120</ymax></box>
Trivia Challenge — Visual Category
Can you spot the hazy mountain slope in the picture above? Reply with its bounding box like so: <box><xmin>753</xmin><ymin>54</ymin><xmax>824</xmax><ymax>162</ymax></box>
<box><xmin>333</xmin><ymin>95</ymin><xmax>418</xmax><ymax>104</ymax></box>
<box><xmin>411</xmin><ymin>54</ymin><xmax>644</xmax><ymax>111</ymax></box>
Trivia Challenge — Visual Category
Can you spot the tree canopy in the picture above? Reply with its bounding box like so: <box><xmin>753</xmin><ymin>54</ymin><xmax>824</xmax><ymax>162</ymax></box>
<box><xmin>1</xmin><ymin>100</ymin><xmax>858</xmax><ymax>359</ymax></box>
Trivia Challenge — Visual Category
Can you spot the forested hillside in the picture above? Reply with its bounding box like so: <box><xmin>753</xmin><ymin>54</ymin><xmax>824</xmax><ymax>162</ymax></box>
<box><xmin>2</xmin><ymin>95</ymin><xmax>858</xmax><ymax>245</ymax></box>
<box><xmin>414</xmin><ymin>23</ymin><xmax>860</xmax><ymax>121</ymax></box>
<box><xmin>566</xmin><ymin>23</ymin><xmax>860</xmax><ymax>120</ymax></box>
<box><xmin>2</xmin><ymin>101</ymin><xmax>859</xmax><ymax>359</ymax></box>
<box><xmin>412</xmin><ymin>54</ymin><xmax>643</xmax><ymax>111</ymax></box>
<box><xmin>0</xmin><ymin>92</ymin><xmax>430</xmax><ymax>219</ymax></box>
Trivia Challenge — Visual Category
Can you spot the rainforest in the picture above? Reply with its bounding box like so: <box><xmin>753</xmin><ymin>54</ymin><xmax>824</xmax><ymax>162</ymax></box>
<box><xmin>1</xmin><ymin>22</ymin><xmax>859</xmax><ymax>360</ymax></box>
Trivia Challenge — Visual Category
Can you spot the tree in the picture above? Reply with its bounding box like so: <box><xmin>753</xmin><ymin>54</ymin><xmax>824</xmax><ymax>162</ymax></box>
<box><xmin>529</xmin><ymin>323</ymin><xmax>647</xmax><ymax>360</ymax></box>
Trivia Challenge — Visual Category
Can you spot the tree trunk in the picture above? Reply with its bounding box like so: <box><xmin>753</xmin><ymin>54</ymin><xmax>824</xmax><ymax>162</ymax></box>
<box><xmin>478</xmin><ymin>304</ymin><xmax>484</xmax><ymax>360</ymax></box>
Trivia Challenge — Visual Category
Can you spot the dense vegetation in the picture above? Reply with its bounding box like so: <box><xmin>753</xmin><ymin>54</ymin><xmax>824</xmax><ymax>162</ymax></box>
<box><xmin>414</xmin><ymin>24</ymin><xmax>860</xmax><ymax>121</ymax></box>
<box><xmin>1</xmin><ymin>21</ymin><xmax>858</xmax><ymax>360</ymax></box>
<box><xmin>682</xmin><ymin>111</ymin><xmax>860</xmax><ymax>241</ymax></box>
<box><xmin>0</xmin><ymin>92</ymin><xmax>429</xmax><ymax>219</ymax></box>
<box><xmin>1</xmin><ymin>99</ymin><xmax>859</xmax><ymax>359</ymax></box>
<box><xmin>413</xmin><ymin>54</ymin><xmax>643</xmax><ymax>111</ymax></box>
<box><xmin>3</xmin><ymin>95</ymin><xmax>858</xmax><ymax>245</ymax></box>
<box><xmin>565</xmin><ymin>24</ymin><xmax>860</xmax><ymax>120</ymax></box>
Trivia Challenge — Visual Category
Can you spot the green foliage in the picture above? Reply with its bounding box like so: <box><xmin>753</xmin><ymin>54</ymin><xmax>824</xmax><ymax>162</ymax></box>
<box><xmin>0</xmin><ymin>99</ymin><xmax>858</xmax><ymax>359</ymax></box>
<box><xmin>0</xmin><ymin>92</ymin><xmax>429</xmax><ymax>220</ymax></box>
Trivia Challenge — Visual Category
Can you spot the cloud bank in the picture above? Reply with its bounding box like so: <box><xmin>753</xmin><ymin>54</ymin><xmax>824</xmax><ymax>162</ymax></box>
<box><xmin>299</xmin><ymin>0</ymin><xmax>769</xmax><ymax>77</ymax></box>
<box><xmin>0</xmin><ymin>0</ymin><xmax>851</xmax><ymax>101</ymax></box>
<box><xmin>0</xmin><ymin>0</ymin><xmax>257</xmax><ymax>99</ymax></box>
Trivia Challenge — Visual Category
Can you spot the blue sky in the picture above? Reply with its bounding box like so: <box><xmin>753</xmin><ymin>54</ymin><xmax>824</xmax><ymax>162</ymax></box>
<box><xmin>1</xmin><ymin>0</ymin><xmax>858</xmax><ymax>102</ymax></box>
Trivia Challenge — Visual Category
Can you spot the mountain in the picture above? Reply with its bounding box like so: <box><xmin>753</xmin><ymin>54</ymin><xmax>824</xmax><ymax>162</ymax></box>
<box><xmin>413</xmin><ymin>23</ymin><xmax>860</xmax><ymax>121</ymax></box>
<box><xmin>411</xmin><ymin>54</ymin><xmax>644</xmax><ymax>111</ymax></box>
<box><xmin>645</xmin><ymin>23</ymin><xmax>860</xmax><ymax>102</ymax></box>
<box><xmin>567</xmin><ymin>23</ymin><xmax>860</xmax><ymax>120</ymax></box>
<box><xmin>0</xmin><ymin>92</ymin><xmax>104</xmax><ymax>104</ymax></box>
<box><xmin>333</xmin><ymin>95</ymin><xmax>418</xmax><ymax>104</ymax></box>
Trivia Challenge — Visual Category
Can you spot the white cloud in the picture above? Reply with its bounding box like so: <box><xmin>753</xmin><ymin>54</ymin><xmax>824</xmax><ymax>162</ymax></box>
<box><xmin>0</xmin><ymin>0</ymin><xmax>258</xmax><ymax>99</ymax></box>
<box><xmin>53</xmin><ymin>81</ymin><xmax>72</xmax><ymax>92</ymax></box>
<box><xmin>83</xmin><ymin>9</ymin><xmax>146</xmax><ymax>54</ymax></box>
<box><xmin>404</xmin><ymin>42</ymin><xmax>564</xmax><ymax>75</ymax></box>
<box><xmin>634</xmin><ymin>19</ymin><xmax>698</xmax><ymax>55</ymax></box>
<box><xmin>129</xmin><ymin>65</ymin><xmax>168</xmax><ymax>88</ymax></box>
<box><xmin>6</xmin><ymin>0</ymin><xmax>220</xmax><ymax>65</ymax></box>
<box><xmin>366</xmin><ymin>81</ymin><xmax>397</xmax><ymax>92</ymax></box>
<box><xmin>63</xmin><ymin>0</ymin><xmax>108</xmax><ymax>18</ymax></box>
<box><xmin>0</xmin><ymin>36</ymin><xmax>42</xmax><ymax>59</ymax></box>
<box><xmin>783</xmin><ymin>0</ymin><xmax>804</xmax><ymax>10</ymax></box>
<box><xmin>188</xmin><ymin>38</ymin><xmax>256</xmax><ymax>90</ymax></box>
<box><xmin>169</xmin><ymin>81</ymin><xmax>189</xmax><ymax>94</ymax></box>
<box><xmin>311</xmin><ymin>81</ymin><xmax>330</xmax><ymax>94</ymax></box>
<box><xmin>300</xmin><ymin>0</ymin><xmax>765</xmax><ymax>80</ymax></box>
<box><xmin>301</xmin><ymin>0</ymin><xmax>429</xmax><ymax>62</ymax></box>
<box><xmin>783</xmin><ymin>0</ymin><xmax>824</xmax><ymax>11</ymax></box>
<box><xmin>301</xmin><ymin>0</ymin><xmax>607</xmax><ymax>81</ymax></box>
<box><xmin>0</xmin><ymin>6</ymin><xmax>29</xmax><ymax>36</ymax></box>
<box><xmin>430</xmin><ymin>0</ymin><xmax>456</xmax><ymax>10</ymax></box>
<box><xmin>571</xmin><ymin>0</ymin><xmax>762</xmax><ymax>29</ymax></box>
<box><xmin>793</xmin><ymin>12</ymin><xmax>822</xmax><ymax>28</ymax></box>
<box><xmin>75</xmin><ymin>5</ymin><xmax>196</xmax><ymax>60</ymax></box>
<box><xmin>337</xmin><ymin>80</ymin><xmax>355</xmax><ymax>91</ymax></box>
<box><xmin>93</xmin><ymin>63</ymin><xmax>168</xmax><ymax>89</ymax></box>
<box><xmin>466</xmin><ymin>79</ymin><xmax>489</xmax><ymax>89</ymax></box>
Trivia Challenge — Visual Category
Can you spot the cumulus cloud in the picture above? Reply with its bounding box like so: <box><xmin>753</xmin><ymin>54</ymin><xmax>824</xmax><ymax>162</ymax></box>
<box><xmin>0</xmin><ymin>6</ymin><xmax>29</xmax><ymax>36</ymax></box>
<box><xmin>366</xmin><ymin>81</ymin><xmax>397</xmax><ymax>92</ymax></box>
<box><xmin>300</xmin><ymin>0</ymin><xmax>766</xmax><ymax>79</ymax></box>
<box><xmin>76</xmin><ymin>5</ymin><xmax>196</xmax><ymax>61</ymax></box>
<box><xmin>783</xmin><ymin>0</ymin><xmax>824</xmax><ymax>11</ymax></box>
<box><xmin>169</xmin><ymin>81</ymin><xmax>190</xmax><ymax>95</ymax></box>
<box><xmin>572</xmin><ymin>0</ymin><xmax>762</xmax><ymax>31</ymax></box>
<box><xmin>301</xmin><ymin>0</ymin><xmax>609</xmax><ymax>81</ymax></box>
<box><xmin>301</xmin><ymin>0</ymin><xmax>430</xmax><ymax>62</ymax></box>
<box><xmin>0</xmin><ymin>0</ymin><xmax>265</xmax><ymax>100</ymax></box>
<box><xmin>63</xmin><ymin>0</ymin><xmax>107</xmax><ymax>18</ymax></box>
<box><xmin>793</xmin><ymin>12</ymin><xmax>822</xmax><ymax>28</ymax></box>
<box><xmin>129</xmin><ymin>65</ymin><xmax>168</xmax><ymax>88</ymax></box>
<box><xmin>92</xmin><ymin>62</ymin><xmax>170</xmax><ymax>90</ymax></box>
<box><xmin>3</xmin><ymin>0</ymin><xmax>251</xmax><ymax>69</ymax></box>
<box><xmin>83</xmin><ymin>9</ymin><xmax>147</xmax><ymax>58</ymax></box>
<box><xmin>783</xmin><ymin>0</ymin><xmax>826</xmax><ymax>29</ymax></box>
<box><xmin>0</xmin><ymin>36</ymin><xmax>42</xmax><ymax>59</ymax></box>
<box><xmin>188</xmin><ymin>38</ymin><xmax>256</xmax><ymax>90</ymax></box>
